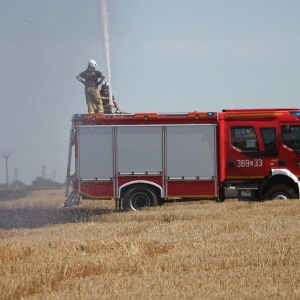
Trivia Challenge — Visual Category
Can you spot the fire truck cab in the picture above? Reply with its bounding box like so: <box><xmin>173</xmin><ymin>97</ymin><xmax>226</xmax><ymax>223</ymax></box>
<box><xmin>63</xmin><ymin>108</ymin><xmax>300</xmax><ymax>210</ymax></box>
<box><xmin>220</xmin><ymin>108</ymin><xmax>300</xmax><ymax>202</ymax></box>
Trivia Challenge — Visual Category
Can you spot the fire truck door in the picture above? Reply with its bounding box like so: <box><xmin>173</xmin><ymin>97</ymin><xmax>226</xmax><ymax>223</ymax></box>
<box><xmin>259</xmin><ymin>127</ymin><xmax>279</xmax><ymax>174</ymax></box>
<box><xmin>226</xmin><ymin>126</ymin><xmax>265</xmax><ymax>180</ymax></box>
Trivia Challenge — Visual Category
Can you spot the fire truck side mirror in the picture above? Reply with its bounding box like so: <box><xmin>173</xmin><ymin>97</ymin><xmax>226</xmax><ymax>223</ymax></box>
<box><xmin>281</xmin><ymin>125</ymin><xmax>293</xmax><ymax>134</ymax></box>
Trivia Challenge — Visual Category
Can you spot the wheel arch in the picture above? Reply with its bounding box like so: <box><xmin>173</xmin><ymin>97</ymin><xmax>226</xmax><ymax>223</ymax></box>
<box><xmin>119</xmin><ymin>180</ymin><xmax>163</xmax><ymax>199</ymax></box>
<box><xmin>260</xmin><ymin>170</ymin><xmax>300</xmax><ymax>199</ymax></box>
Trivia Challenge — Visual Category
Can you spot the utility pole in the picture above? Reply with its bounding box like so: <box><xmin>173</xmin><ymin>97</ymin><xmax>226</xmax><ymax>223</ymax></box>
<box><xmin>52</xmin><ymin>170</ymin><xmax>56</xmax><ymax>188</ymax></box>
<box><xmin>14</xmin><ymin>168</ymin><xmax>19</xmax><ymax>189</ymax></box>
<box><xmin>42</xmin><ymin>166</ymin><xmax>46</xmax><ymax>188</ymax></box>
<box><xmin>42</xmin><ymin>166</ymin><xmax>46</xmax><ymax>179</ymax></box>
<box><xmin>2</xmin><ymin>152</ymin><xmax>12</xmax><ymax>190</ymax></box>
<box><xmin>14</xmin><ymin>168</ymin><xmax>19</xmax><ymax>182</ymax></box>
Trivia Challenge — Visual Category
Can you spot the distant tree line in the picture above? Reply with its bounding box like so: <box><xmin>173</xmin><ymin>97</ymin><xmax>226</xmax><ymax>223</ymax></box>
<box><xmin>0</xmin><ymin>176</ymin><xmax>64</xmax><ymax>191</ymax></box>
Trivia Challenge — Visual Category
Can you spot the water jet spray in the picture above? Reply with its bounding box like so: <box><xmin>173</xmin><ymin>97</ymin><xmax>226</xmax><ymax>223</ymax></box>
<box><xmin>101</xmin><ymin>0</ymin><xmax>113</xmax><ymax>108</ymax></box>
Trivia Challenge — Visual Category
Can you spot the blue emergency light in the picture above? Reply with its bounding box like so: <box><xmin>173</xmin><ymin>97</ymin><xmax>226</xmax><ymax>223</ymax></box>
<box><xmin>207</xmin><ymin>112</ymin><xmax>214</xmax><ymax>116</ymax></box>
<box><xmin>289</xmin><ymin>111</ymin><xmax>300</xmax><ymax>116</ymax></box>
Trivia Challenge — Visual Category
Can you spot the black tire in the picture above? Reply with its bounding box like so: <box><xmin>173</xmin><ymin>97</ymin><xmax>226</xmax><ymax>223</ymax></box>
<box><xmin>123</xmin><ymin>184</ymin><xmax>158</xmax><ymax>211</ymax></box>
<box><xmin>263</xmin><ymin>184</ymin><xmax>297</xmax><ymax>200</ymax></box>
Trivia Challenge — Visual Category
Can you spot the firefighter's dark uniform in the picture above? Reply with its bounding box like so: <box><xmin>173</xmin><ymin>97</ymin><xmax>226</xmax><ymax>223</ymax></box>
<box><xmin>100</xmin><ymin>90</ymin><xmax>116</xmax><ymax>114</ymax></box>
<box><xmin>79</xmin><ymin>70</ymin><xmax>104</xmax><ymax>114</ymax></box>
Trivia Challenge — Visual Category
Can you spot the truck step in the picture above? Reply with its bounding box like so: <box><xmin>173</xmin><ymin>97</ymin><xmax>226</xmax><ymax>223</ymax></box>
<box><xmin>238</xmin><ymin>185</ymin><xmax>259</xmax><ymax>202</ymax></box>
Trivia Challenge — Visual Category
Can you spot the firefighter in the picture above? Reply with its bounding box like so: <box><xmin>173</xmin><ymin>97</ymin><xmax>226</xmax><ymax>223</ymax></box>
<box><xmin>76</xmin><ymin>60</ymin><xmax>105</xmax><ymax>114</ymax></box>
<box><xmin>100</xmin><ymin>82</ymin><xmax>120</xmax><ymax>113</ymax></box>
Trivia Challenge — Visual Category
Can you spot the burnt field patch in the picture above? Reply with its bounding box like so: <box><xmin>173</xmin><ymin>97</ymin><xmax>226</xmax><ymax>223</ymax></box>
<box><xmin>0</xmin><ymin>206</ymin><xmax>112</xmax><ymax>229</ymax></box>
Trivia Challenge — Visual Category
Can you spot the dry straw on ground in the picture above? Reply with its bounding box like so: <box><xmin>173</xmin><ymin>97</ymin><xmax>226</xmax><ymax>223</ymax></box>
<box><xmin>0</xmin><ymin>189</ymin><xmax>300</xmax><ymax>299</ymax></box>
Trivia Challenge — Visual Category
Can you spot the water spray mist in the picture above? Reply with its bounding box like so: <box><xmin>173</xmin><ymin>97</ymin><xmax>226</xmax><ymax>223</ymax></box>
<box><xmin>101</xmin><ymin>0</ymin><xmax>113</xmax><ymax>106</ymax></box>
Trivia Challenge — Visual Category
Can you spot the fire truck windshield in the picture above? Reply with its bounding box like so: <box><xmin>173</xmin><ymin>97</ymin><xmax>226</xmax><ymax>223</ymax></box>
<box><xmin>282</xmin><ymin>125</ymin><xmax>300</xmax><ymax>151</ymax></box>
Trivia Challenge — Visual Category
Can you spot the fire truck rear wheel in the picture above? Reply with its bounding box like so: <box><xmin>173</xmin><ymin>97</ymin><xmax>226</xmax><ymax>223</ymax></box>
<box><xmin>123</xmin><ymin>185</ymin><xmax>158</xmax><ymax>211</ymax></box>
<box><xmin>263</xmin><ymin>184</ymin><xmax>297</xmax><ymax>200</ymax></box>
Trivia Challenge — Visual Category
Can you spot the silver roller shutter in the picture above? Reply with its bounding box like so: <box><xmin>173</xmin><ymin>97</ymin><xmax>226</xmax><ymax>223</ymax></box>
<box><xmin>117</xmin><ymin>126</ymin><xmax>163</xmax><ymax>174</ymax></box>
<box><xmin>166</xmin><ymin>125</ymin><xmax>216</xmax><ymax>178</ymax></box>
<box><xmin>78</xmin><ymin>127</ymin><xmax>113</xmax><ymax>179</ymax></box>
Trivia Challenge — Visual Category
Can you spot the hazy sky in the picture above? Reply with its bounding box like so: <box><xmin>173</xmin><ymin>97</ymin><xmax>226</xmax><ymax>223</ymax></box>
<box><xmin>0</xmin><ymin>0</ymin><xmax>300</xmax><ymax>185</ymax></box>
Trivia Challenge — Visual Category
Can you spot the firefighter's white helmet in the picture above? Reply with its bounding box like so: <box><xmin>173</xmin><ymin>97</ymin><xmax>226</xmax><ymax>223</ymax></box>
<box><xmin>101</xmin><ymin>82</ymin><xmax>109</xmax><ymax>90</ymax></box>
<box><xmin>88</xmin><ymin>60</ymin><xmax>97</xmax><ymax>68</ymax></box>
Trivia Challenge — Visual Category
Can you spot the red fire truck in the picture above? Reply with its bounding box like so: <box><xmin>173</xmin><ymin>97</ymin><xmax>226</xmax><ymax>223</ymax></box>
<box><xmin>63</xmin><ymin>108</ymin><xmax>300</xmax><ymax>210</ymax></box>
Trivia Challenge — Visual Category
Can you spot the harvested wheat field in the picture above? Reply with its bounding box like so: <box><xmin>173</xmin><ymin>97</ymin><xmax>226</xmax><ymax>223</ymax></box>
<box><xmin>0</xmin><ymin>189</ymin><xmax>300</xmax><ymax>299</ymax></box>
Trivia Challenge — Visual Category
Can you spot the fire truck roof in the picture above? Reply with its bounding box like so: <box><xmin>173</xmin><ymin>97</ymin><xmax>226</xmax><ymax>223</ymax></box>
<box><xmin>72</xmin><ymin>112</ymin><xmax>218</xmax><ymax>125</ymax></box>
<box><xmin>72</xmin><ymin>108</ymin><xmax>300</xmax><ymax>125</ymax></box>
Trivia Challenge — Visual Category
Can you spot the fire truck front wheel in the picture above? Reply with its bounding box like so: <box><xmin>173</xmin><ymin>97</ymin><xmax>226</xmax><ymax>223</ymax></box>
<box><xmin>263</xmin><ymin>184</ymin><xmax>297</xmax><ymax>200</ymax></box>
<box><xmin>123</xmin><ymin>185</ymin><xmax>158</xmax><ymax>211</ymax></box>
